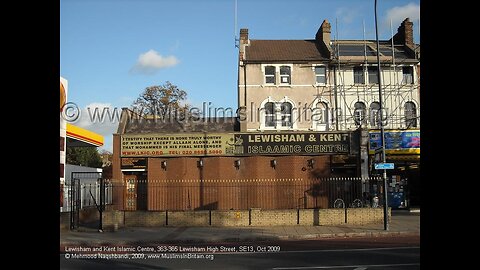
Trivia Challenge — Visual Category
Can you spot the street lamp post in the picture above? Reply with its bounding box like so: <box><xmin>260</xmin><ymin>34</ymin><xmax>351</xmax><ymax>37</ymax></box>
<box><xmin>374</xmin><ymin>0</ymin><xmax>389</xmax><ymax>231</ymax></box>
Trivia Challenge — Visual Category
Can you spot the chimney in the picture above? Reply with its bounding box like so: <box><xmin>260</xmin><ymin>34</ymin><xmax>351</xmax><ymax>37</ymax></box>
<box><xmin>239</xmin><ymin>28</ymin><xmax>249</xmax><ymax>61</ymax></box>
<box><xmin>316</xmin><ymin>19</ymin><xmax>331</xmax><ymax>46</ymax></box>
<box><xmin>391</xmin><ymin>18</ymin><xmax>414</xmax><ymax>48</ymax></box>
<box><xmin>315</xmin><ymin>19</ymin><xmax>332</xmax><ymax>57</ymax></box>
<box><xmin>240</xmin><ymin>28</ymin><xmax>248</xmax><ymax>44</ymax></box>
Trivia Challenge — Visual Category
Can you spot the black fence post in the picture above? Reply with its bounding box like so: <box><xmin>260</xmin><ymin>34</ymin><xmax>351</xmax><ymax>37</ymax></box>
<box><xmin>248</xmin><ymin>208</ymin><xmax>251</xmax><ymax>225</ymax></box>
<box><xmin>75</xmin><ymin>180</ymin><xmax>80</xmax><ymax>229</ymax></box>
<box><xmin>99</xmin><ymin>178</ymin><xmax>104</xmax><ymax>232</ymax></box>
<box><xmin>69</xmin><ymin>178</ymin><xmax>74</xmax><ymax>230</ymax></box>
<box><xmin>297</xmin><ymin>208</ymin><xmax>300</xmax><ymax>225</ymax></box>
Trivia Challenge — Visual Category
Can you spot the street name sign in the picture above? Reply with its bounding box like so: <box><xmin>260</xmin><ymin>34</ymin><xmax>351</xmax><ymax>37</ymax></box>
<box><xmin>375</xmin><ymin>163</ymin><xmax>395</xmax><ymax>170</ymax></box>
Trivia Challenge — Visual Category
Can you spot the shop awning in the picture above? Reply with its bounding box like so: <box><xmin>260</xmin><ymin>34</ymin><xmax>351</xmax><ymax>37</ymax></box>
<box><xmin>386</xmin><ymin>154</ymin><xmax>420</xmax><ymax>161</ymax></box>
<box><xmin>66</xmin><ymin>123</ymin><xmax>104</xmax><ymax>147</ymax></box>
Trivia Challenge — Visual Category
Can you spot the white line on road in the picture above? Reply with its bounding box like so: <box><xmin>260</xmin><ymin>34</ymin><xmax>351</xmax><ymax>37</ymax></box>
<box><xmin>272</xmin><ymin>263</ymin><xmax>420</xmax><ymax>269</ymax></box>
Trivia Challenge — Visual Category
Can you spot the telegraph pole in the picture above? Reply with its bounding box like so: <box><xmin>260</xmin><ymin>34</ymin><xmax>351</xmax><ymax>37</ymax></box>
<box><xmin>374</xmin><ymin>0</ymin><xmax>389</xmax><ymax>230</ymax></box>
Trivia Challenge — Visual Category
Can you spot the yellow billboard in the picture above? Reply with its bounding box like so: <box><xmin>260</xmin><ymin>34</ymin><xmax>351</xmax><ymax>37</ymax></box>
<box><xmin>121</xmin><ymin>133</ymin><xmax>235</xmax><ymax>157</ymax></box>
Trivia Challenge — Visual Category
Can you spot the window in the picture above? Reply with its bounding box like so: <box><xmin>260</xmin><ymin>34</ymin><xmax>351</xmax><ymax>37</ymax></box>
<box><xmin>353</xmin><ymin>67</ymin><xmax>365</xmax><ymax>84</ymax></box>
<box><xmin>313</xmin><ymin>102</ymin><xmax>329</xmax><ymax>131</ymax></box>
<box><xmin>265</xmin><ymin>66</ymin><xmax>276</xmax><ymax>84</ymax></box>
<box><xmin>265</xmin><ymin>102</ymin><xmax>276</xmax><ymax>127</ymax></box>
<box><xmin>280</xmin><ymin>102</ymin><xmax>292</xmax><ymax>127</ymax></box>
<box><xmin>264</xmin><ymin>64</ymin><xmax>292</xmax><ymax>85</ymax></box>
<box><xmin>262</xmin><ymin>100</ymin><xmax>295</xmax><ymax>129</ymax></box>
<box><xmin>404</xmin><ymin>101</ymin><xmax>417</xmax><ymax>127</ymax></box>
<box><xmin>369</xmin><ymin>102</ymin><xmax>380</xmax><ymax>127</ymax></box>
<box><xmin>354</xmin><ymin>102</ymin><xmax>366</xmax><ymax>125</ymax></box>
<box><xmin>280</xmin><ymin>66</ymin><xmax>291</xmax><ymax>84</ymax></box>
<box><xmin>402</xmin><ymin>66</ymin><xmax>414</xmax><ymax>84</ymax></box>
<box><xmin>368</xmin><ymin>67</ymin><xmax>379</xmax><ymax>84</ymax></box>
<box><xmin>315</xmin><ymin>66</ymin><xmax>326</xmax><ymax>84</ymax></box>
<box><xmin>317</xmin><ymin>102</ymin><xmax>328</xmax><ymax>123</ymax></box>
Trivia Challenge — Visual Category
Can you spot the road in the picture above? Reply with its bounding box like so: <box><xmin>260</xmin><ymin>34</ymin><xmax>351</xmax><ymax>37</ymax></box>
<box><xmin>60</xmin><ymin>235</ymin><xmax>419</xmax><ymax>269</ymax></box>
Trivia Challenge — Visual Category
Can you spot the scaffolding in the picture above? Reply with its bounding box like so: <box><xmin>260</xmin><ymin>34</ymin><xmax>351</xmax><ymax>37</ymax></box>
<box><xmin>330</xmin><ymin>19</ymin><xmax>420</xmax><ymax>132</ymax></box>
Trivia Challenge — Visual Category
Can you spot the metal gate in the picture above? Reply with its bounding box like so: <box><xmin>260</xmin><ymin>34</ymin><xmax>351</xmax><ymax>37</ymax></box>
<box><xmin>69</xmin><ymin>178</ymin><xmax>80</xmax><ymax>230</ymax></box>
<box><xmin>69</xmin><ymin>172</ymin><xmax>104</xmax><ymax>231</ymax></box>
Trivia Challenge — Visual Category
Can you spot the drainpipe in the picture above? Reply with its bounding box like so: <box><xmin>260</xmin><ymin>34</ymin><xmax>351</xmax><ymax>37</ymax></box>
<box><xmin>333</xmin><ymin>66</ymin><xmax>339</xmax><ymax>131</ymax></box>
<box><xmin>244</xmin><ymin>62</ymin><xmax>247</xmax><ymax>115</ymax></box>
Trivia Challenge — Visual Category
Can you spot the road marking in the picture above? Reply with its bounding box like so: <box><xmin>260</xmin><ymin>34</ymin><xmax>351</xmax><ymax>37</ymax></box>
<box><xmin>272</xmin><ymin>263</ymin><xmax>420</xmax><ymax>269</ymax></box>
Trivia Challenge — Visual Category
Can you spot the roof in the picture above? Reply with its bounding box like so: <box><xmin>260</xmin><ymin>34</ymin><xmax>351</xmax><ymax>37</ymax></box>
<box><xmin>117</xmin><ymin>108</ymin><xmax>239</xmax><ymax>134</ymax></box>
<box><xmin>245</xmin><ymin>40</ymin><xmax>329</xmax><ymax>62</ymax></box>
<box><xmin>333</xmin><ymin>40</ymin><xmax>413</xmax><ymax>58</ymax></box>
<box><xmin>326</xmin><ymin>40</ymin><xmax>418</xmax><ymax>64</ymax></box>
<box><xmin>244</xmin><ymin>39</ymin><xmax>418</xmax><ymax>64</ymax></box>
<box><xmin>66</xmin><ymin>123</ymin><xmax>104</xmax><ymax>147</ymax></box>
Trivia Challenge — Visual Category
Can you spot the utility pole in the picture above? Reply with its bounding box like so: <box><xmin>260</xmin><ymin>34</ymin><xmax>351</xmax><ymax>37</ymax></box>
<box><xmin>374</xmin><ymin>0</ymin><xmax>389</xmax><ymax>231</ymax></box>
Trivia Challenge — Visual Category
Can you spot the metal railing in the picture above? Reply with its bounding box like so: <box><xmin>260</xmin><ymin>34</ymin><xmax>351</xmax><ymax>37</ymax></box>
<box><xmin>101</xmin><ymin>177</ymin><xmax>384</xmax><ymax>211</ymax></box>
<box><xmin>60</xmin><ymin>182</ymin><xmax>113</xmax><ymax>212</ymax></box>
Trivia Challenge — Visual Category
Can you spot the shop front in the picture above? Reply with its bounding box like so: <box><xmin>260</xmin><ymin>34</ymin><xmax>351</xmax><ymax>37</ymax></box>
<box><xmin>368</xmin><ymin>129</ymin><xmax>420</xmax><ymax>209</ymax></box>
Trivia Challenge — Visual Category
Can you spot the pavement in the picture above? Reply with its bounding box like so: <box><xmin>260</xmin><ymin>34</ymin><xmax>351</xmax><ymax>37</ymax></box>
<box><xmin>60</xmin><ymin>209</ymin><xmax>419</xmax><ymax>249</ymax></box>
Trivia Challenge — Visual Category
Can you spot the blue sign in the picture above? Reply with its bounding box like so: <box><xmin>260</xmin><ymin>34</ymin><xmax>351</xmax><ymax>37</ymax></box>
<box><xmin>375</xmin><ymin>163</ymin><xmax>395</xmax><ymax>170</ymax></box>
<box><xmin>369</xmin><ymin>130</ymin><xmax>420</xmax><ymax>154</ymax></box>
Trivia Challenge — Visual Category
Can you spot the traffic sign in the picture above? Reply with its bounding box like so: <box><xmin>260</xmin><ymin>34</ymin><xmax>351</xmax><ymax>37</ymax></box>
<box><xmin>375</xmin><ymin>163</ymin><xmax>395</xmax><ymax>170</ymax></box>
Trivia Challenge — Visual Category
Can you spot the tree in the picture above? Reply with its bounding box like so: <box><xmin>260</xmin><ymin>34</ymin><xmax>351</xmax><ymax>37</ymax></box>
<box><xmin>98</xmin><ymin>149</ymin><xmax>113</xmax><ymax>179</ymax></box>
<box><xmin>66</xmin><ymin>147</ymin><xmax>103</xmax><ymax>168</ymax></box>
<box><xmin>98</xmin><ymin>149</ymin><xmax>112</xmax><ymax>167</ymax></box>
<box><xmin>98</xmin><ymin>149</ymin><xmax>112</xmax><ymax>155</ymax></box>
<box><xmin>131</xmin><ymin>81</ymin><xmax>188</xmax><ymax>117</ymax></box>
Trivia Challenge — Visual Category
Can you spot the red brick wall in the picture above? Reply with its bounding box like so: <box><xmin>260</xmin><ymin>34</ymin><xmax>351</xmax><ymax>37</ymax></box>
<box><xmin>147</xmin><ymin>157</ymin><xmax>201</xmax><ymax>210</ymax></box>
<box><xmin>134</xmin><ymin>155</ymin><xmax>333</xmax><ymax>211</ymax></box>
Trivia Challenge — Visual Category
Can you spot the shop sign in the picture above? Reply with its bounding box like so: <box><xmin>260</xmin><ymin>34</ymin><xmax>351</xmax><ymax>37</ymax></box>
<box><xmin>368</xmin><ymin>130</ymin><xmax>420</xmax><ymax>155</ymax></box>
<box><xmin>235</xmin><ymin>132</ymin><xmax>350</xmax><ymax>155</ymax></box>
<box><xmin>121</xmin><ymin>133</ymin><xmax>235</xmax><ymax>157</ymax></box>
<box><xmin>121</xmin><ymin>132</ymin><xmax>352</xmax><ymax>157</ymax></box>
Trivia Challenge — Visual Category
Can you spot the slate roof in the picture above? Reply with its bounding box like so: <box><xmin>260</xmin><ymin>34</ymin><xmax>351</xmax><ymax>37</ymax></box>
<box><xmin>244</xmin><ymin>39</ymin><xmax>417</xmax><ymax>63</ymax></box>
<box><xmin>245</xmin><ymin>40</ymin><xmax>329</xmax><ymax>62</ymax></box>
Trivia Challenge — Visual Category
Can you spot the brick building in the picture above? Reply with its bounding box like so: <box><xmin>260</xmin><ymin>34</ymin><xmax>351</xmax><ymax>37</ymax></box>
<box><xmin>111</xmin><ymin>18</ymin><xmax>420</xmax><ymax>211</ymax></box>
<box><xmin>112</xmin><ymin>111</ymin><xmax>361</xmax><ymax>211</ymax></box>
<box><xmin>237</xmin><ymin>17</ymin><xmax>420</xmax><ymax>207</ymax></box>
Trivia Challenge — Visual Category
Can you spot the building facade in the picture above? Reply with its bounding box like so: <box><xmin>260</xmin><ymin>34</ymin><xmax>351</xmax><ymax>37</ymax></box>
<box><xmin>237</xmin><ymin>18</ymin><xmax>420</xmax><ymax>207</ymax></box>
<box><xmin>110</xmin><ymin>18</ymin><xmax>420</xmax><ymax>211</ymax></box>
<box><xmin>238</xmin><ymin>18</ymin><xmax>419</xmax><ymax>133</ymax></box>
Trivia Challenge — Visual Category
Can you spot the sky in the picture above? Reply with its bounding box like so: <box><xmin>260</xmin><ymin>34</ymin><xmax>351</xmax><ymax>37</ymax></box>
<box><xmin>60</xmin><ymin>0</ymin><xmax>420</xmax><ymax>152</ymax></box>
